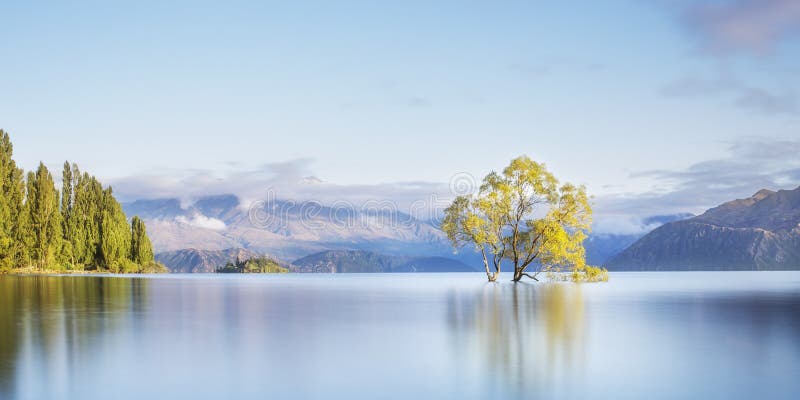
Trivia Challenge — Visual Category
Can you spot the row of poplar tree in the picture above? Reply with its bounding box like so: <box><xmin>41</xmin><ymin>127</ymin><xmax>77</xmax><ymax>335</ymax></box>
<box><xmin>0</xmin><ymin>130</ymin><xmax>163</xmax><ymax>273</ymax></box>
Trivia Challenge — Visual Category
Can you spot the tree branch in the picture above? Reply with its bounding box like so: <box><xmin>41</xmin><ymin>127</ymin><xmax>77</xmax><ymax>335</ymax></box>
<box><xmin>520</xmin><ymin>272</ymin><xmax>539</xmax><ymax>281</ymax></box>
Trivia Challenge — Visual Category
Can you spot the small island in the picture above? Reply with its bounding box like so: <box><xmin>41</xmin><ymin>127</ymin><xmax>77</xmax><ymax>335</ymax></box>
<box><xmin>216</xmin><ymin>257</ymin><xmax>289</xmax><ymax>273</ymax></box>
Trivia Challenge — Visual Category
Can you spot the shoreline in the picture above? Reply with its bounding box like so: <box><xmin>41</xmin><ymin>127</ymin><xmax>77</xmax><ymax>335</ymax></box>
<box><xmin>1</xmin><ymin>267</ymin><xmax>163</xmax><ymax>275</ymax></box>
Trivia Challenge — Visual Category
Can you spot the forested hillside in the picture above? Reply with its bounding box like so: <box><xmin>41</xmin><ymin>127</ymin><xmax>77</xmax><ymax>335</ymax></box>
<box><xmin>0</xmin><ymin>130</ymin><xmax>164</xmax><ymax>273</ymax></box>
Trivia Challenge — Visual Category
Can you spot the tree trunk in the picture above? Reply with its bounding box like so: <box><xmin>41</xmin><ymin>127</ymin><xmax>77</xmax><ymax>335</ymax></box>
<box><xmin>511</xmin><ymin>260</ymin><xmax>523</xmax><ymax>281</ymax></box>
<box><xmin>480</xmin><ymin>248</ymin><xmax>502</xmax><ymax>282</ymax></box>
<box><xmin>512</xmin><ymin>269</ymin><xmax>522</xmax><ymax>282</ymax></box>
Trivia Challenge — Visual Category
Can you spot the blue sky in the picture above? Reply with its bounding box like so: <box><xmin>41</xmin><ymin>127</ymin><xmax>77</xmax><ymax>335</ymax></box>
<box><xmin>1</xmin><ymin>0</ymin><xmax>799</xmax><ymax>232</ymax></box>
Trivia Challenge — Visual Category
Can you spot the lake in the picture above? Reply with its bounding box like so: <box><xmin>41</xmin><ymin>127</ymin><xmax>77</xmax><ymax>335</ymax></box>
<box><xmin>0</xmin><ymin>272</ymin><xmax>798</xmax><ymax>399</ymax></box>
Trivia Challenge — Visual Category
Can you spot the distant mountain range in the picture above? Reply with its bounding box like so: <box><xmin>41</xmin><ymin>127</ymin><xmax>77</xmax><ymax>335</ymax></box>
<box><xmin>123</xmin><ymin>195</ymin><xmax>691</xmax><ymax>272</ymax></box>
<box><xmin>131</xmin><ymin>191</ymin><xmax>796</xmax><ymax>273</ymax></box>
<box><xmin>607</xmin><ymin>187</ymin><xmax>800</xmax><ymax>270</ymax></box>
<box><xmin>127</xmin><ymin>194</ymin><xmax>689</xmax><ymax>271</ymax></box>
<box><xmin>125</xmin><ymin>195</ymin><xmax>452</xmax><ymax>263</ymax></box>
<box><xmin>154</xmin><ymin>248</ymin><xmax>478</xmax><ymax>273</ymax></box>
<box><xmin>292</xmin><ymin>250</ymin><xmax>478</xmax><ymax>273</ymax></box>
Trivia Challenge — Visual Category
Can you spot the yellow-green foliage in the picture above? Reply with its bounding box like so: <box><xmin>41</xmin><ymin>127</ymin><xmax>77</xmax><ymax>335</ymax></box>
<box><xmin>545</xmin><ymin>263</ymin><xmax>609</xmax><ymax>283</ymax></box>
<box><xmin>573</xmin><ymin>265</ymin><xmax>609</xmax><ymax>282</ymax></box>
<box><xmin>443</xmin><ymin>155</ymin><xmax>604</xmax><ymax>282</ymax></box>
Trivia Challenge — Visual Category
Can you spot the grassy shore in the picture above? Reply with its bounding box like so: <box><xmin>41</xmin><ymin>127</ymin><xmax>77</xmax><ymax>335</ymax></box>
<box><xmin>2</xmin><ymin>266</ymin><xmax>108</xmax><ymax>275</ymax></box>
<box><xmin>3</xmin><ymin>265</ymin><xmax>169</xmax><ymax>275</ymax></box>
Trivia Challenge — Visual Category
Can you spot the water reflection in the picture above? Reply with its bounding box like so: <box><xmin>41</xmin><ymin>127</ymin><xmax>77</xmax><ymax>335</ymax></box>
<box><xmin>0</xmin><ymin>276</ymin><xmax>147</xmax><ymax>399</ymax></box>
<box><xmin>448</xmin><ymin>282</ymin><xmax>586</xmax><ymax>397</ymax></box>
<box><xmin>0</xmin><ymin>273</ymin><xmax>798</xmax><ymax>399</ymax></box>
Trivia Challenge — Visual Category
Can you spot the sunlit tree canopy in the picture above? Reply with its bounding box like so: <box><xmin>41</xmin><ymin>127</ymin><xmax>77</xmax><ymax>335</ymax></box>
<box><xmin>442</xmin><ymin>156</ymin><xmax>607</xmax><ymax>282</ymax></box>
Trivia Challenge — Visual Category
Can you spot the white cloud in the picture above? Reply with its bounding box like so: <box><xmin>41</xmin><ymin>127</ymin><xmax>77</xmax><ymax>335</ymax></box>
<box><xmin>110</xmin><ymin>160</ymin><xmax>455</xmax><ymax>221</ymax></box>
<box><xmin>592</xmin><ymin>216</ymin><xmax>665</xmax><ymax>236</ymax></box>
<box><xmin>592</xmin><ymin>136</ymin><xmax>800</xmax><ymax>232</ymax></box>
<box><xmin>175</xmin><ymin>215</ymin><xmax>227</xmax><ymax>231</ymax></box>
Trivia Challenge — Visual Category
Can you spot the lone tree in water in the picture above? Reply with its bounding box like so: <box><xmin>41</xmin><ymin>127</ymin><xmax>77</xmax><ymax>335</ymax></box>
<box><xmin>442</xmin><ymin>156</ymin><xmax>606</xmax><ymax>282</ymax></box>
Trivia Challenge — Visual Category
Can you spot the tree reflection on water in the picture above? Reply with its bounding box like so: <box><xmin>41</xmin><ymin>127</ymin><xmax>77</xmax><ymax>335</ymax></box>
<box><xmin>0</xmin><ymin>276</ymin><xmax>147</xmax><ymax>397</ymax></box>
<box><xmin>447</xmin><ymin>282</ymin><xmax>587</xmax><ymax>394</ymax></box>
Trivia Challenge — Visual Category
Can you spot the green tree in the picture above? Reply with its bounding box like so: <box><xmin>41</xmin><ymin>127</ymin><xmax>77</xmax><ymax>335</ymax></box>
<box><xmin>442</xmin><ymin>156</ymin><xmax>607</xmax><ymax>282</ymax></box>
<box><xmin>27</xmin><ymin>163</ymin><xmax>63</xmax><ymax>269</ymax></box>
<box><xmin>72</xmin><ymin>171</ymin><xmax>103</xmax><ymax>267</ymax></box>
<box><xmin>8</xmin><ymin>160</ymin><xmax>30</xmax><ymax>268</ymax></box>
<box><xmin>61</xmin><ymin>161</ymin><xmax>77</xmax><ymax>266</ymax></box>
<box><xmin>0</xmin><ymin>131</ymin><xmax>12</xmax><ymax>270</ymax></box>
<box><xmin>130</xmin><ymin>216</ymin><xmax>154</xmax><ymax>265</ymax></box>
<box><xmin>61</xmin><ymin>162</ymin><xmax>73</xmax><ymax>216</ymax></box>
<box><xmin>0</xmin><ymin>131</ymin><xmax>162</xmax><ymax>273</ymax></box>
<box><xmin>0</xmin><ymin>131</ymin><xmax>27</xmax><ymax>270</ymax></box>
<box><xmin>99</xmin><ymin>188</ymin><xmax>131</xmax><ymax>271</ymax></box>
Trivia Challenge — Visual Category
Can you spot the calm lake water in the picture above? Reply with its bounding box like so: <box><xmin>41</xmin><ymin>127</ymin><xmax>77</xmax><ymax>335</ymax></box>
<box><xmin>1</xmin><ymin>272</ymin><xmax>798</xmax><ymax>400</ymax></box>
